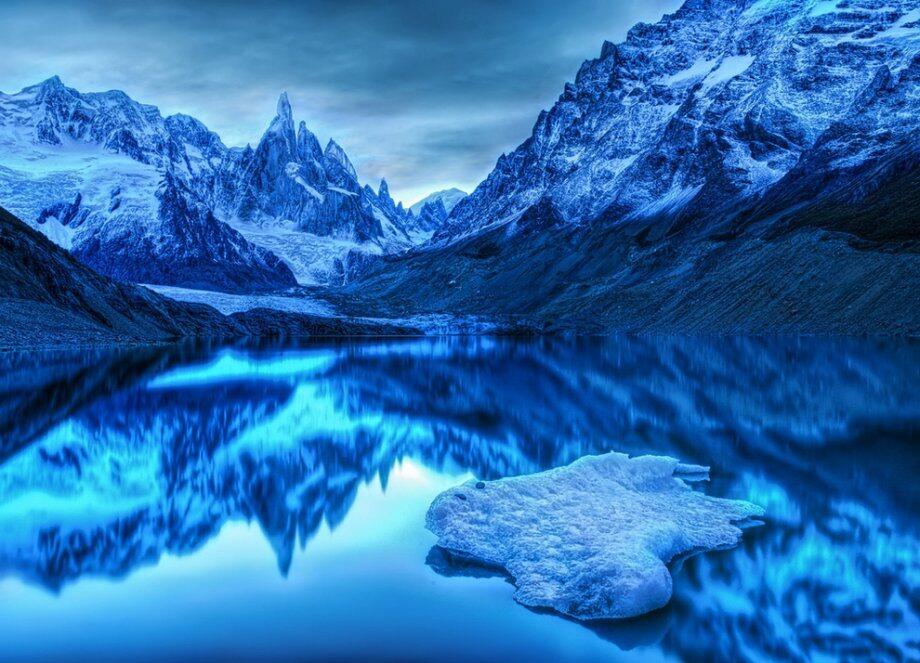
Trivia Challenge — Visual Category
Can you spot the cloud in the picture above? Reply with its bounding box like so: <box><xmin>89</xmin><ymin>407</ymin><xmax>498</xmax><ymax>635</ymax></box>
<box><xmin>0</xmin><ymin>0</ymin><xmax>681</xmax><ymax>203</ymax></box>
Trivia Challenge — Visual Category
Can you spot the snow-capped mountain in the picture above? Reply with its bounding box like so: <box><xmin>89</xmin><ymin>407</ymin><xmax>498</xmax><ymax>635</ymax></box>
<box><xmin>0</xmin><ymin>79</ymin><xmax>417</xmax><ymax>290</ymax></box>
<box><xmin>208</xmin><ymin>93</ymin><xmax>420</xmax><ymax>283</ymax></box>
<box><xmin>412</xmin><ymin>199</ymin><xmax>450</xmax><ymax>233</ymax></box>
<box><xmin>409</xmin><ymin>188</ymin><xmax>467</xmax><ymax>216</ymax></box>
<box><xmin>0</xmin><ymin>77</ymin><xmax>297</xmax><ymax>292</ymax></box>
<box><xmin>438</xmin><ymin>0</ymin><xmax>919</xmax><ymax>240</ymax></box>
<box><xmin>348</xmin><ymin>0</ymin><xmax>920</xmax><ymax>333</ymax></box>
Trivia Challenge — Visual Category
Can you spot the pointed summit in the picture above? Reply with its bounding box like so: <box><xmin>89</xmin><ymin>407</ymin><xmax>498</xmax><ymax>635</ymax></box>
<box><xmin>41</xmin><ymin>75</ymin><xmax>64</xmax><ymax>89</ymax></box>
<box><xmin>277</xmin><ymin>91</ymin><xmax>293</xmax><ymax>121</ymax></box>
<box><xmin>374</xmin><ymin>178</ymin><xmax>399</xmax><ymax>217</ymax></box>
<box><xmin>259</xmin><ymin>92</ymin><xmax>297</xmax><ymax>157</ymax></box>
<box><xmin>24</xmin><ymin>75</ymin><xmax>72</xmax><ymax>102</ymax></box>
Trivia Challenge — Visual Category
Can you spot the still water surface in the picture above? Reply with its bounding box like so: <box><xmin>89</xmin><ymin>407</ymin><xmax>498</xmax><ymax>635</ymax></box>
<box><xmin>0</xmin><ymin>337</ymin><xmax>917</xmax><ymax>662</ymax></box>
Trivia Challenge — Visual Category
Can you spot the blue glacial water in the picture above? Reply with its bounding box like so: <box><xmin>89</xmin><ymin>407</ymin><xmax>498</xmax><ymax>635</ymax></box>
<box><xmin>0</xmin><ymin>336</ymin><xmax>917</xmax><ymax>662</ymax></box>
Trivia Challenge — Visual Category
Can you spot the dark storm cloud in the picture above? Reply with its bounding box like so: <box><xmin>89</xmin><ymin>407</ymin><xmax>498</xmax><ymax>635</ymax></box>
<box><xmin>0</xmin><ymin>0</ymin><xmax>681</xmax><ymax>203</ymax></box>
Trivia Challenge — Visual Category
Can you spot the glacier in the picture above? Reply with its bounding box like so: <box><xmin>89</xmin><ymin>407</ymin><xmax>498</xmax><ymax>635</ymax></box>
<box><xmin>426</xmin><ymin>452</ymin><xmax>763</xmax><ymax>620</ymax></box>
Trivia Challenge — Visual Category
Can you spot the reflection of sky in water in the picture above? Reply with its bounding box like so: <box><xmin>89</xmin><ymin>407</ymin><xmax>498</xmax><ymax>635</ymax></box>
<box><xmin>0</xmin><ymin>336</ymin><xmax>917</xmax><ymax>662</ymax></box>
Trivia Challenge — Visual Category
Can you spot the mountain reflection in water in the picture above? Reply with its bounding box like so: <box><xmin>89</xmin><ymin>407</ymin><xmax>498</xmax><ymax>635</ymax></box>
<box><xmin>0</xmin><ymin>337</ymin><xmax>917</xmax><ymax>662</ymax></box>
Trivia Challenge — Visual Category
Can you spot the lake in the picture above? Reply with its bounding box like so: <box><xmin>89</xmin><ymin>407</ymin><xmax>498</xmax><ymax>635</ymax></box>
<box><xmin>0</xmin><ymin>336</ymin><xmax>917</xmax><ymax>662</ymax></box>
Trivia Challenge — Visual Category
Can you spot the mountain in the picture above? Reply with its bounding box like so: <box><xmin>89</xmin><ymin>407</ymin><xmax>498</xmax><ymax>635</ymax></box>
<box><xmin>436</xmin><ymin>0</ymin><xmax>919</xmax><ymax>240</ymax></box>
<box><xmin>0</xmin><ymin>205</ymin><xmax>415</xmax><ymax>348</ymax></box>
<box><xmin>345</xmin><ymin>0</ymin><xmax>920</xmax><ymax>333</ymax></box>
<box><xmin>409</xmin><ymin>188</ymin><xmax>467</xmax><ymax>216</ymax></box>
<box><xmin>0</xmin><ymin>77</ymin><xmax>298</xmax><ymax>293</ymax></box>
<box><xmin>212</xmin><ymin>94</ymin><xmax>419</xmax><ymax>282</ymax></box>
<box><xmin>0</xmin><ymin>204</ymin><xmax>236</xmax><ymax>346</ymax></box>
<box><xmin>0</xmin><ymin>79</ymin><xmax>417</xmax><ymax>291</ymax></box>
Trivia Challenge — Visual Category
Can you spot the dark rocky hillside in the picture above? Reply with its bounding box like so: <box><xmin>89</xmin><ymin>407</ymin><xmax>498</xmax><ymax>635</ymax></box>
<box><xmin>0</xmin><ymin>206</ymin><xmax>415</xmax><ymax>348</ymax></box>
<box><xmin>340</xmin><ymin>170</ymin><xmax>920</xmax><ymax>334</ymax></box>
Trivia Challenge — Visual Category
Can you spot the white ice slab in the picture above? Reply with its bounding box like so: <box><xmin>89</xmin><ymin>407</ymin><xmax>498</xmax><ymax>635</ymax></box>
<box><xmin>426</xmin><ymin>452</ymin><xmax>763</xmax><ymax>620</ymax></box>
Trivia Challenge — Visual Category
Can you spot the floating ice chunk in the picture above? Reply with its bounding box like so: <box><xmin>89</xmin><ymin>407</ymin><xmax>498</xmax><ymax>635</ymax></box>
<box><xmin>426</xmin><ymin>452</ymin><xmax>763</xmax><ymax>620</ymax></box>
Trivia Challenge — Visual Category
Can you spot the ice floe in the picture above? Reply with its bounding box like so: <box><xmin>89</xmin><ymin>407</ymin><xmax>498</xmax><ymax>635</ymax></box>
<box><xmin>426</xmin><ymin>452</ymin><xmax>763</xmax><ymax>620</ymax></box>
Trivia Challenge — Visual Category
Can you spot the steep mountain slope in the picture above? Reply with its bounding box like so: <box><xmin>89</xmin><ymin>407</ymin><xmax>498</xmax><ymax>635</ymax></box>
<box><xmin>0</xmin><ymin>79</ymin><xmax>418</xmax><ymax>290</ymax></box>
<box><xmin>346</xmin><ymin>0</ymin><xmax>920</xmax><ymax>333</ymax></box>
<box><xmin>0</xmin><ymin>205</ymin><xmax>236</xmax><ymax>346</ymax></box>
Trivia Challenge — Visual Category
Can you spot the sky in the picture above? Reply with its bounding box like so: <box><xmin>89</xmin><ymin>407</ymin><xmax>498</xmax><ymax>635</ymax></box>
<box><xmin>0</xmin><ymin>0</ymin><xmax>681</xmax><ymax>205</ymax></box>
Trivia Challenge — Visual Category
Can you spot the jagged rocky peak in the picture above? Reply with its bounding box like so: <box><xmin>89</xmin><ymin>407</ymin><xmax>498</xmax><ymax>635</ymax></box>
<box><xmin>377</xmin><ymin>179</ymin><xmax>396</xmax><ymax>208</ymax></box>
<box><xmin>259</xmin><ymin>92</ymin><xmax>298</xmax><ymax>156</ymax></box>
<box><xmin>296</xmin><ymin>120</ymin><xmax>323</xmax><ymax>162</ymax></box>
<box><xmin>165</xmin><ymin>113</ymin><xmax>225</xmax><ymax>160</ymax></box>
<box><xmin>8</xmin><ymin>75</ymin><xmax>187</xmax><ymax>167</ymax></box>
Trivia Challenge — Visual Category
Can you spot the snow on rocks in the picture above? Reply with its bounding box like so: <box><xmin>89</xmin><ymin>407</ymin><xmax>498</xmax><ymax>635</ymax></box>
<box><xmin>426</xmin><ymin>452</ymin><xmax>763</xmax><ymax>620</ymax></box>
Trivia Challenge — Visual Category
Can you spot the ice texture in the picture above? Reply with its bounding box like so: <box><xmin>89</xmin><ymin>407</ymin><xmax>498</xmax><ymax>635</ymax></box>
<box><xmin>426</xmin><ymin>452</ymin><xmax>763</xmax><ymax>620</ymax></box>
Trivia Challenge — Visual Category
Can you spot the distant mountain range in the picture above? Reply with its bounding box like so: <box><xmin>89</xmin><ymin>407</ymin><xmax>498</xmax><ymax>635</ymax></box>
<box><xmin>0</xmin><ymin>79</ymin><xmax>439</xmax><ymax>291</ymax></box>
<box><xmin>345</xmin><ymin>0</ymin><xmax>920</xmax><ymax>333</ymax></box>
<box><xmin>0</xmin><ymin>0</ymin><xmax>918</xmax><ymax>338</ymax></box>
